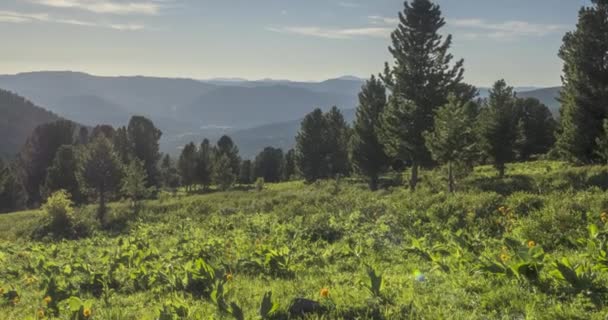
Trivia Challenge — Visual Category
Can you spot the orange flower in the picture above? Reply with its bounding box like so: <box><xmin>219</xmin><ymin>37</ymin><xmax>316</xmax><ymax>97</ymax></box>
<box><xmin>320</xmin><ymin>287</ymin><xmax>330</xmax><ymax>298</ymax></box>
<box><xmin>527</xmin><ymin>240</ymin><xmax>536</xmax><ymax>248</ymax></box>
<box><xmin>37</xmin><ymin>308</ymin><xmax>45</xmax><ymax>319</ymax></box>
<box><xmin>43</xmin><ymin>296</ymin><xmax>52</xmax><ymax>304</ymax></box>
<box><xmin>83</xmin><ymin>307</ymin><xmax>92</xmax><ymax>318</ymax></box>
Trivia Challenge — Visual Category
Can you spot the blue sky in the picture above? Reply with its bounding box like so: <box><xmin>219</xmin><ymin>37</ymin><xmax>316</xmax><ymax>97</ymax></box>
<box><xmin>0</xmin><ymin>0</ymin><xmax>592</xmax><ymax>86</ymax></box>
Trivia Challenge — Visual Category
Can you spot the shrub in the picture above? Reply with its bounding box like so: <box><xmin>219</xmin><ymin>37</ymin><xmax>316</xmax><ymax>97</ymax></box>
<box><xmin>255</xmin><ymin>178</ymin><xmax>265</xmax><ymax>192</ymax></box>
<box><xmin>42</xmin><ymin>190</ymin><xmax>75</xmax><ymax>237</ymax></box>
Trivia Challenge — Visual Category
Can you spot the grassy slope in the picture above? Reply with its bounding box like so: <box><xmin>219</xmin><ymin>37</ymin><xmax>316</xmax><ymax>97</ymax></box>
<box><xmin>1</xmin><ymin>161</ymin><xmax>608</xmax><ymax>319</ymax></box>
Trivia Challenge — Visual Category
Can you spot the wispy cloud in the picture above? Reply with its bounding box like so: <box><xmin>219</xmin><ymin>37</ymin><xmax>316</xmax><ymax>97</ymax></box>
<box><xmin>338</xmin><ymin>2</ymin><xmax>361</xmax><ymax>8</ymax></box>
<box><xmin>368</xmin><ymin>15</ymin><xmax>398</xmax><ymax>25</ymax></box>
<box><xmin>449</xmin><ymin>19</ymin><xmax>567</xmax><ymax>39</ymax></box>
<box><xmin>29</xmin><ymin>0</ymin><xmax>166</xmax><ymax>15</ymax></box>
<box><xmin>0</xmin><ymin>9</ymin><xmax>145</xmax><ymax>30</ymax></box>
<box><xmin>266</xmin><ymin>26</ymin><xmax>390</xmax><ymax>39</ymax></box>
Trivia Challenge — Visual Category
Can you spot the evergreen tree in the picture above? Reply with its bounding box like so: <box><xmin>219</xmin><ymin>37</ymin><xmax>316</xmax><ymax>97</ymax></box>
<box><xmin>91</xmin><ymin>125</ymin><xmax>115</xmax><ymax>140</ymax></box>
<box><xmin>324</xmin><ymin>107</ymin><xmax>351</xmax><ymax>177</ymax></box>
<box><xmin>216</xmin><ymin>135</ymin><xmax>241</xmax><ymax>177</ymax></box>
<box><xmin>238</xmin><ymin>160</ymin><xmax>253</xmax><ymax>185</ymax></box>
<box><xmin>43</xmin><ymin>145</ymin><xmax>82</xmax><ymax>203</ymax></box>
<box><xmin>0</xmin><ymin>159</ymin><xmax>25</xmax><ymax>213</ymax></box>
<box><xmin>351</xmin><ymin>76</ymin><xmax>390</xmax><ymax>190</ymax></box>
<box><xmin>178</xmin><ymin>142</ymin><xmax>198</xmax><ymax>191</ymax></box>
<box><xmin>254</xmin><ymin>147</ymin><xmax>285</xmax><ymax>183</ymax></box>
<box><xmin>197</xmin><ymin>139</ymin><xmax>213</xmax><ymax>190</ymax></box>
<box><xmin>478</xmin><ymin>80</ymin><xmax>517</xmax><ymax>177</ymax></box>
<box><xmin>513</xmin><ymin>98</ymin><xmax>556</xmax><ymax>160</ymax></box>
<box><xmin>113</xmin><ymin>126</ymin><xmax>131</xmax><ymax>164</ymax></box>
<box><xmin>79</xmin><ymin>136</ymin><xmax>123</xmax><ymax>222</ymax></box>
<box><xmin>423</xmin><ymin>95</ymin><xmax>478</xmax><ymax>192</ymax></box>
<box><xmin>556</xmin><ymin>0</ymin><xmax>608</xmax><ymax>163</ymax></box>
<box><xmin>18</xmin><ymin>120</ymin><xmax>75</xmax><ymax>206</ymax></box>
<box><xmin>380</xmin><ymin>0</ymin><xmax>466</xmax><ymax>191</ymax></box>
<box><xmin>127</xmin><ymin>116</ymin><xmax>162</xmax><ymax>187</ymax></box>
<box><xmin>284</xmin><ymin>149</ymin><xmax>296</xmax><ymax>181</ymax></box>
<box><xmin>296</xmin><ymin>109</ymin><xmax>329</xmax><ymax>182</ymax></box>
<box><xmin>213</xmin><ymin>153</ymin><xmax>235</xmax><ymax>191</ymax></box>
<box><xmin>595</xmin><ymin>119</ymin><xmax>608</xmax><ymax>163</ymax></box>
<box><xmin>77</xmin><ymin>127</ymin><xmax>89</xmax><ymax>145</ymax></box>
<box><xmin>160</xmin><ymin>154</ymin><xmax>181</xmax><ymax>190</ymax></box>
<box><xmin>121</xmin><ymin>158</ymin><xmax>150</xmax><ymax>212</ymax></box>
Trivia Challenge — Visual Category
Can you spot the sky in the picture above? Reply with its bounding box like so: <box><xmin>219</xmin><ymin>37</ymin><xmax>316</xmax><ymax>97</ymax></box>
<box><xmin>0</xmin><ymin>0</ymin><xmax>593</xmax><ymax>87</ymax></box>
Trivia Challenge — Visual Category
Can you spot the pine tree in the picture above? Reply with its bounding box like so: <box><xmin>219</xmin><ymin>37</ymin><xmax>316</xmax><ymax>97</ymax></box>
<box><xmin>197</xmin><ymin>139</ymin><xmax>213</xmax><ymax>190</ymax></box>
<box><xmin>324</xmin><ymin>107</ymin><xmax>351</xmax><ymax>177</ymax></box>
<box><xmin>284</xmin><ymin>149</ymin><xmax>297</xmax><ymax>181</ymax></box>
<box><xmin>380</xmin><ymin>0</ymin><xmax>466</xmax><ymax>191</ymax></box>
<box><xmin>127</xmin><ymin>116</ymin><xmax>162</xmax><ymax>187</ymax></box>
<box><xmin>121</xmin><ymin>158</ymin><xmax>150</xmax><ymax>212</ymax></box>
<box><xmin>79</xmin><ymin>136</ymin><xmax>123</xmax><ymax>222</ymax></box>
<box><xmin>351</xmin><ymin>76</ymin><xmax>389</xmax><ymax>190</ymax></box>
<box><xmin>213</xmin><ymin>153</ymin><xmax>235</xmax><ymax>191</ymax></box>
<box><xmin>595</xmin><ymin>119</ymin><xmax>608</xmax><ymax>163</ymax></box>
<box><xmin>478</xmin><ymin>80</ymin><xmax>517</xmax><ymax>177</ymax></box>
<box><xmin>91</xmin><ymin>125</ymin><xmax>115</xmax><ymax>140</ymax></box>
<box><xmin>216</xmin><ymin>135</ymin><xmax>241</xmax><ymax>177</ymax></box>
<box><xmin>178</xmin><ymin>142</ymin><xmax>198</xmax><ymax>191</ymax></box>
<box><xmin>423</xmin><ymin>95</ymin><xmax>478</xmax><ymax>192</ymax></box>
<box><xmin>513</xmin><ymin>98</ymin><xmax>556</xmax><ymax>161</ymax></box>
<box><xmin>18</xmin><ymin>120</ymin><xmax>75</xmax><ymax>206</ymax></box>
<box><xmin>113</xmin><ymin>126</ymin><xmax>131</xmax><ymax>164</ymax></box>
<box><xmin>556</xmin><ymin>0</ymin><xmax>608</xmax><ymax>163</ymax></box>
<box><xmin>0</xmin><ymin>159</ymin><xmax>25</xmax><ymax>213</ymax></box>
<box><xmin>239</xmin><ymin>160</ymin><xmax>253</xmax><ymax>185</ymax></box>
<box><xmin>296</xmin><ymin>109</ymin><xmax>329</xmax><ymax>182</ymax></box>
<box><xmin>254</xmin><ymin>147</ymin><xmax>285</xmax><ymax>183</ymax></box>
<box><xmin>160</xmin><ymin>154</ymin><xmax>180</xmax><ymax>191</ymax></box>
<box><xmin>43</xmin><ymin>145</ymin><xmax>82</xmax><ymax>203</ymax></box>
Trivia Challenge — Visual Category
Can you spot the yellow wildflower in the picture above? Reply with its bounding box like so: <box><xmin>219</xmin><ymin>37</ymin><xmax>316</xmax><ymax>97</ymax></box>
<box><xmin>225</xmin><ymin>272</ymin><xmax>233</xmax><ymax>281</ymax></box>
<box><xmin>500</xmin><ymin>253</ymin><xmax>510</xmax><ymax>263</ymax></box>
<box><xmin>37</xmin><ymin>308</ymin><xmax>45</xmax><ymax>319</ymax></box>
<box><xmin>43</xmin><ymin>296</ymin><xmax>52</xmax><ymax>304</ymax></box>
<box><xmin>601</xmin><ymin>212</ymin><xmax>608</xmax><ymax>223</ymax></box>
<box><xmin>527</xmin><ymin>240</ymin><xmax>536</xmax><ymax>248</ymax></box>
<box><xmin>83</xmin><ymin>307</ymin><xmax>92</xmax><ymax>318</ymax></box>
<box><xmin>320</xmin><ymin>287</ymin><xmax>330</xmax><ymax>298</ymax></box>
<box><xmin>0</xmin><ymin>287</ymin><xmax>4</xmax><ymax>295</ymax></box>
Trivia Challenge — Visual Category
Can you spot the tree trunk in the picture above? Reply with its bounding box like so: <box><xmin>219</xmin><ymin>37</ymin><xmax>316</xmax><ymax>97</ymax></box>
<box><xmin>448</xmin><ymin>161</ymin><xmax>455</xmax><ymax>193</ymax></box>
<box><xmin>498</xmin><ymin>163</ymin><xmax>505</xmax><ymax>178</ymax></box>
<box><xmin>409</xmin><ymin>162</ymin><xmax>419</xmax><ymax>191</ymax></box>
<box><xmin>97</xmin><ymin>190</ymin><xmax>106</xmax><ymax>223</ymax></box>
<box><xmin>369</xmin><ymin>174</ymin><xmax>379</xmax><ymax>191</ymax></box>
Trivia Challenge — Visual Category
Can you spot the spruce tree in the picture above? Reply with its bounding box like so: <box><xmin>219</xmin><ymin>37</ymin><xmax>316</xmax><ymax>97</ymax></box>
<box><xmin>113</xmin><ymin>126</ymin><xmax>131</xmax><ymax>164</ymax></box>
<box><xmin>380</xmin><ymin>0</ymin><xmax>466</xmax><ymax>191</ymax></box>
<box><xmin>478</xmin><ymin>80</ymin><xmax>517</xmax><ymax>177</ymax></box>
<box><xmin>79</xmin><ymin>136</ymin><xmax>123</xmax><ymax>222</ymax></box>
<box><xmin>351</xmin><ymin>76</ymin><xmax>389</xmax><ymax>190</ymax></box>
<box><xmin>160</xmin><ymin>154</ymin><xmax>180</xmax><ymax>191</ymax></box>
<box><xmin>121</xmin><ymin>158</ymin><xmax>150</xmax><ymax>212</ymax></box>
<box><xmin>513</xmin><ymin>98</ymin><xmax>556</xmax><ymax>160</ymax></box>
<box><xmin>296</xmin><ymin>109</ymin><xmax>329</xmax><ymax>182</ymax></box>
<box><xmin>324</xmin><ymin>107</ymin><xmax>351</xmax><ymax>177</ymax></box>
<box><xmin>556</xmin><ymin>0</ymin><xmax>608</xmax><ymax>163</ymax></box>
<box><xmin>178</xmin><ymin>142</ymin><xmax>198</xmax><ymax>191</ymax></box>
<box><xmin>0</xmin><ymin>160</ymin><xmax>25</xmax><ymax>213</ymax></box>
<box><xmin>43</xmin><ymin>145</ymin><xmax>82</xmax><ymax>203</ymax></box>
<box><xmin>423</xmin><ymin>95</ymin><xmax>478</xmax><ymax>192</ymax></box>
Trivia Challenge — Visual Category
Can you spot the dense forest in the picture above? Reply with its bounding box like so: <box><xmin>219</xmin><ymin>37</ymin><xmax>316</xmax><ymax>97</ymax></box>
<box><xmin>1</xmin><ymin>0</ymin><xmax>608</xmax><ymax>319</ymax></box>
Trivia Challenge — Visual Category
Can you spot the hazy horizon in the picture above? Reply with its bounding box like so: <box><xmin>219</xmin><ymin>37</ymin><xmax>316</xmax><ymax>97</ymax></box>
<box><xmin>0</xmin><ymin>0</ymin><xmax>592</xmax><ymax>87</ymax></box>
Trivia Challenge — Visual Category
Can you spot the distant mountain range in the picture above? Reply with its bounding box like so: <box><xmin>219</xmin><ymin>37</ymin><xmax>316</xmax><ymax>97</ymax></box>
<box><xmin>0</xmin><ymin>71</ymin><xmax>561</xmax><ymax>158</ymax></box>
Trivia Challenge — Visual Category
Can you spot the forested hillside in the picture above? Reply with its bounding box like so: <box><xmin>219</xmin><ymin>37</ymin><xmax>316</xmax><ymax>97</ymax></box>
<box><xmin>0</xmin><ymin>89</ymin><xmax>62</xmax><ymax>157</ymax></box>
